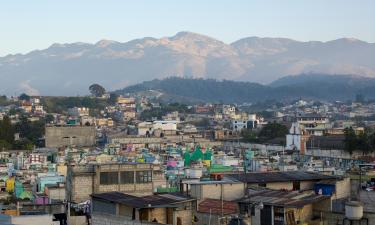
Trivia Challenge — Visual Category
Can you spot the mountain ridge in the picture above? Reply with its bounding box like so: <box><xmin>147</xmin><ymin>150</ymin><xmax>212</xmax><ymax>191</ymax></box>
<box><xmin>116</xmin><ymin>74</ymin><xmax>375</xmax><ymax>103</ymax></box>
<box><xmin>0</xmin><ymin>31</ymin><xmax>374</xmax><ymax>95</ymax></box>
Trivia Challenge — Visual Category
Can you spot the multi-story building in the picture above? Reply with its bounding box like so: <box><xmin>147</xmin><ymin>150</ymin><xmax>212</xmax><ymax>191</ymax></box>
<box><xmin>296</xmin><ymin>113</ymin><xmax>332</xmax><ymax>136</ymax></box>
<box><xmin>66</xmin><ymin>163</ymin><xmax>155</xmax><ymax>203</ymax></box>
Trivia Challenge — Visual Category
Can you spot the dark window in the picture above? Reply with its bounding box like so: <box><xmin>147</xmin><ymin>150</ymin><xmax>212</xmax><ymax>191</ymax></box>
<box><xmin>100</xmin><ymin>172</ymin><xmax>118</xmax><ymax>185</ymax></box>
<box><xmin>136</xmin><ymin>171</ymin><xmax>152</xmax><ymax>183</ymax></box>
<box><xmin>120</xmin><ymin>171</ymin><xmax>134</xmax><ymax>184</ymax></box>
<box><xmin>259</xmin><ymin>183</ymin><xmax>266</xmax><ymax>187</ymax></box>
<box><xmin>293</xmin><ymin>181</ymin><xmax>300</xmax><ymax>190</ymax></box>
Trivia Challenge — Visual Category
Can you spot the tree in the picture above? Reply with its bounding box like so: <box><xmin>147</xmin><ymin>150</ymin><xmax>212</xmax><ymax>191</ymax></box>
<box><xmin>0</xmin><ymin>140</ymin><xmax>11</xmax><ymax>150</ymax></box>
<box><xmin>44</xmin><ymin>114</ymin><xmax>55</xmax><ymax>124</ymax></box>
<box><xmin>241</xmin><ymin>129</ymin><xmax>257</xmax><ymax>142</ymax></box>
<box><xmin>0</xmin><ymin>116</ymin><xmax>14</xmax><ymax>144</ymax></box>
<box><xmin>357</xmin><ymin>130</ymin><xmax>370</xmax><ymax>154</ymax></box>
<box><xmin>344</xmin><ymin>127</ymin><xmax>357</xmax><ymax>154</ymax></box>
<box><xmin>108</xmin><ymin>93</ymin><xmax>119</xmax><ymax>104</ymax></box>
<box><xmin>258</xmin><ymin>122</ymin><xmax>288</xmax><ymax>140</ymax></box>
<box><xmin>19</xmin><ymin>93</ymin><xmax>30</xmax><ymax>101</ymax></box>
<box><xmin>89</xmin><ymin>84</ymin><xmax>106</xmax><ymax>97</ymax></box>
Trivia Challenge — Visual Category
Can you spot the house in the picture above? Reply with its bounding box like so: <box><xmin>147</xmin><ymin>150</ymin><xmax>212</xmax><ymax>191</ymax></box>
<box><xmin>237</xmin><ymin>189</ymin><xmax>331</xmax><ymax>225</ymax></box>
<box><xmin>91</xmin><ymin>192</ymin><xmax>195</xmax><ymax>225</ymax></box>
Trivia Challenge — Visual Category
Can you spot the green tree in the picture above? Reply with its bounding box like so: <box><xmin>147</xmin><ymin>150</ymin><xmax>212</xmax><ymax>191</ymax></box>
<box><xmin>0</xmin><ymin>140</ymin><xmax>11</xmax><ymax>150</ymax></box>
<box><xmin>89</xmin><ymin>84</ymin><xmax>106</xmax><ymax>97</ymax></box>
<box><xmin>258</xmin><ymin>122</ymin><xmax>288</xmax><ymax>140</ymax></box>
<box><xmin>0</xmin><ymin>116</ymin><xmax>14</xmax><ymax>144</ymax></box>
<box><xmin>241</xmin><ymin>129</ymin><xmax>258</xmax><ymax>142</ymax></box>
<box><xmin>108</xmin><ymin>93</ymin><xmax>119</xmax><ymax>105</ymax></box>
<box><xmin>44</xmin><ymin>114</ymin><xmax>55</xmax><ymax>124</ymax></box>
<box><xmin>344</xmin><ymin>127</ymin><xmax>357</xmax><ymax>154</ymax></box>
<box><xmin>19</xmin><ymin>93</ymin><xmax>31</xmax><ymax>101</ymax></box>
<box><xmin>357</xmin><ymin>132</ymin><xmax>370</xmax><ymax>154</ymax></box>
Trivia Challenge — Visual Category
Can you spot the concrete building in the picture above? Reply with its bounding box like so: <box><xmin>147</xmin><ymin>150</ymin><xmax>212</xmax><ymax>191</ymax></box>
<box><xmin>66</xmin><ymin>163</ymin><xmax>155</xmax><ymax>203</ymax></box>
<box><xmin>45</xmin><ymin>125</ymin><xmax>96</xmax><ymax>148</ymax></box>
<box><xmin>296</xmin><ymin>113</ymin><xmax>332</xmax><ymax>136</ymax></box>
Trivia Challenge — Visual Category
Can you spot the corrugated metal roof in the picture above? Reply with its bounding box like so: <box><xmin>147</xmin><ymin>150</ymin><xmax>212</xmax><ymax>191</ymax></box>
<box><xmin>238</xmin><ymin>189</ymin><xmax>329</xmax><ymax>208</ymax></box>
<box><xmin>227</xmin><ymin>171</ymin><xmax>338</xmax><ymax>184</ymax></box>
<box><xmin>198</xmin><ymin>198</ymin><xmax>238</xmax><ymax>215</ymax></box>
<box><xmin>91</xmin><ymin>192</ymin><xmax>195</xmax><ymax>208</ymax></box>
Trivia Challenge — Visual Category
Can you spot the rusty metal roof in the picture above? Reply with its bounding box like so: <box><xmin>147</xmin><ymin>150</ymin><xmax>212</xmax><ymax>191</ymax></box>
<box><xmin>198</xmin><ymin>198</ymin><xmax>238</xmax><ymax>215</ymax></box>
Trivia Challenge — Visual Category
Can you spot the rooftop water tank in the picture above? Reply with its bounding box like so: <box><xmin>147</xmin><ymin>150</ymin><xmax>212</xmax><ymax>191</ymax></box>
<box><xmin>345</xmin><ymin>201</ymin><xmax>363</xmax><ymax>220</ymax></box>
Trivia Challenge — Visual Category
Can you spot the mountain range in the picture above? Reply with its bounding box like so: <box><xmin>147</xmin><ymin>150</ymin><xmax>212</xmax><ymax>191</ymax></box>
<box><xmin>117</xmin><ymin>75</ymin><xmax>375</xmax><ymax>103</ymax></box>
<box><xmin>0</xmin><ymin>32</ymin><xmax>374</xmax><ymax>96</ymax></box>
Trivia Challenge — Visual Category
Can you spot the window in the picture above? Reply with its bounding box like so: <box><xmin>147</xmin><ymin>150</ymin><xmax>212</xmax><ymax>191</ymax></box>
<box><xmin>120</xmin><ymin>171</ymin><xmax>134</xmax><ymax>184</ymax></box>
<box><xmin>136</xmin><ymin>171</ymin><xmax>152</xmax><ymax>183</ymax></box>
<box><xmin>100</xmin><ymin>172</ymin><xmax>118</xmax><ymax>185</ymax></box>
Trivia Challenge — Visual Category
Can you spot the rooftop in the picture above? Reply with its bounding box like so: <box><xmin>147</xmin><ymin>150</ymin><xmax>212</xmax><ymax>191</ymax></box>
<box><xmin>238</xmin><ymin>189</ymin><xmax>329</xmax><ymax>208</ymax></box>
<box><xmin>226</xmin><ymin>171</ymin><xmax>338</xmax><ymax>184</ymax></box>
<box><xmin>198</xmin><ymin>198</ymin><xmax>238</xmax><ymax>215</ymax></box>
<box><xmin>91</xmin><ymin>192</ymin><xmax>195</xmax><ymax>208</ymax></box>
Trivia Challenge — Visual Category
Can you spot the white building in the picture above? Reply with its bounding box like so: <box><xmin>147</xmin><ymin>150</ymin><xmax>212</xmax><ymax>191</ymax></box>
<box><xmin>286</xmin><ymin>122</ymin><xmax>304</xmax><ymax>151</ymax></box>
<box><xmin>138</xmin><ymin>120</ymin><xmax>178</xmax><ymax>136</ymax></box>
<box><xmin>232</xmin><ymin>114</ymin><xmax>260</xmax><ymax>131</ymax></box>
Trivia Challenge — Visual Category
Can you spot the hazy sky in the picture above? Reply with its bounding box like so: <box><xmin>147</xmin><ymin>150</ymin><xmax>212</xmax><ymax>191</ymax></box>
<box><xmin>1</xmin><ymin>0</ymin><xmax>374</xmax><ymax>56</ymax></box>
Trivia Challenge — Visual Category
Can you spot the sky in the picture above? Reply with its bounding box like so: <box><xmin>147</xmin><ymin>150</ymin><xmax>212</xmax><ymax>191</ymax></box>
<box><xmin>1</xmin><ymin>0</ymin><xmax>374</xmax><ymax>56</ymax></box>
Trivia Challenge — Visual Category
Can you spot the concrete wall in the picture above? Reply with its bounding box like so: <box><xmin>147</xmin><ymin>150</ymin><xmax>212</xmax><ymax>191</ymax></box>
<box><xmin>191</xmin><ymin>183</ymin><xmax>245</xmax><ymax>203</ymax></box>
<box><xmin>48</xmin><ymin>187</ymin><xmax>66</xmax><ymax>202</ymax></box>
<box><xmin>266</xmin><ymin>182</ymin><xmax>293</xmax><ymax>190</ymax></box>
<box><xmin>333</xmin><ymin>177</ymin><xmax>351</xmax><ymax>200</ymax></box>
<box><xmin>92</xmin><ymin>213</ymin><xmax>159</xmax><ymax>225</ymax></box>
<box><xmin>11</xmin><ymin>215</ymin><xmax>59</xmax><ymax>225</ymax></box>
<box><xmin>305</xmin><ymin>148</ymin><xmax>375</xmax><ymax>159</ymax></box>
<box><xmin>195</xmin><ymin>212</ymin><xmax>231</xmax><ymax>225</ymax></box>
<box><xmin>71</xmin><ymin>173</ymin><xmax>94</xmax><ymax>202</ymax></box>
<box><xmin>300</xmin><ymin>181</ymin><xmax>315</xmax><ymax>190</ymax></box>
<box><xmin>45</xmin><ymin>126</ymin><xmax>96</xmax><ymax>148</ymax></box>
